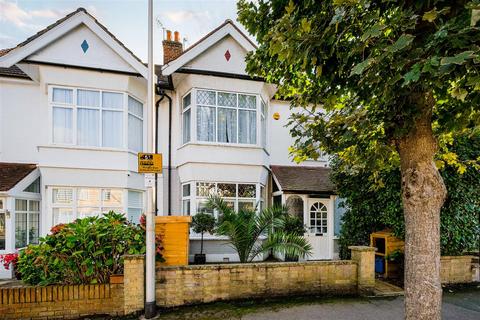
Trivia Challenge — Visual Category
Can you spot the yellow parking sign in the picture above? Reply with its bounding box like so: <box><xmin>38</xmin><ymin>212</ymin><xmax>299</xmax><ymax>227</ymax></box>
<box><xmin>138</xmin><ymin>153</ymin><xmax>163</xmax><ymax>173</ymax></box>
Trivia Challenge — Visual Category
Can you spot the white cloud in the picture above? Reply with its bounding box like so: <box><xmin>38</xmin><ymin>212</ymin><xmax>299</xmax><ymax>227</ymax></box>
<box><xmin>0</xmin><ymin>1</ymin><xmax>99</xmax><ymax>30</ymax></box>
<box><xmin>162</xmin><ymin>10</ymin><xmax>210</xmax><ymax>24</ymax></box>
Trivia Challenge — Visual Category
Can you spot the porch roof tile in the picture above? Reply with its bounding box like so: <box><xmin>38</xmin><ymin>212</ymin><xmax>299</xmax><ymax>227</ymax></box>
<box><xmin>0</xmin><ymin>162</ymin><xmax>37</xmax><ymax>192</ymax></box>
<box><xmin>271</xmin><ymin>165</ymin><xmax>336</xmax><ymax>194</ymax></box>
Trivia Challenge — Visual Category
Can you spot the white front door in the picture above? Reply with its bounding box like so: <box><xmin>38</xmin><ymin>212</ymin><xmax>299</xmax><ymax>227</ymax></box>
<box><xmin>305</xmin><ymin>199</ymin><xmax>332</xmax><ymax>260</ymax></box>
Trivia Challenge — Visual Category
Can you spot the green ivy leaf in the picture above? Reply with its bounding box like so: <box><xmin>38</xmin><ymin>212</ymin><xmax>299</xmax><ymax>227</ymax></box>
<box><xmin>403</xmin><ymin>63</ymin><xmax>421</xmax><ymax>86</ymax></box>
<box><xmin>423</xmin><ymin>9</ymin><xmax>438</xmax><ymax>22</ymax></box>
<box><xmin>350</xmin><ymin>58</ymin><xmax>373</xmax><ymax>76</ymax></box>
<box><xmin>386</xmin><ymin>34</ymin><xmax>415</xmax><ymax>53</ymax></box>
<box><xmin>361</xmin><ymin>24</ymin><xmax>384</xmax><ymax>41</ymax></box>
<box><xmin>441</xmin><ymin>51</ymin><xmax>477</xmax><ymax>65</ymax></box>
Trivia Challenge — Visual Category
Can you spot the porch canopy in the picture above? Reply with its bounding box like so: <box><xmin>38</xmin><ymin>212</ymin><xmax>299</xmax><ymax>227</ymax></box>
<box><xmin>270</xmin><ymin>165</ymin><xmax>335</xmax><ymax>194</ymax></box>
<box><xmin>0</xmin><ymin>162</ymin><xmax>37</xmax><ymax>192</ymax></box>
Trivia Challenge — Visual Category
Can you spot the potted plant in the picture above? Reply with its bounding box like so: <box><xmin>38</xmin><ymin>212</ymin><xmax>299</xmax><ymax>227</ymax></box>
<box><xmin>191</xmin><ymin>212</ymin><xmax>216</xmax><ymax>264</ymax></box>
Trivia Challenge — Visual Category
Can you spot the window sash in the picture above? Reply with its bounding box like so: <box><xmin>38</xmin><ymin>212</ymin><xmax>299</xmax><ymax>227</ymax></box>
<box><xmin>15</xmin><ymin>199</ymin><xmax>40</xmax><ymax>248</ymax></box>
<box><xmin>50</xmin><ymin>87</ymin><xmax>143</xmax><ymax>151</ymax></box>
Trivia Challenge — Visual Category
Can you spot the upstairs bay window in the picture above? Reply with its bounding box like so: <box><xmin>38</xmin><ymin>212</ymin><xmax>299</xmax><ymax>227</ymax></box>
<box><xmin>51</xmin><ymin>87</ymin><xmax>144</xmax><ymax>152</ymax></box>
<box><xmin>183</xmin><ymin>89</ymin><xmax>267</xmax><ymax>147</ymax></box>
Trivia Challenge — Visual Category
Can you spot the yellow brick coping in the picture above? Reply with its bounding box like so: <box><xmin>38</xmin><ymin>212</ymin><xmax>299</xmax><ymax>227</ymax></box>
<box><xmin>348</xmin><ymin>246</ymin><xmax>376</xmax><ymax>252</ymax></box>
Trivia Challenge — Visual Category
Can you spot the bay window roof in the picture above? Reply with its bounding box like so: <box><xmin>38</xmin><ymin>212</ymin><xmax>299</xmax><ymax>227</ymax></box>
<box><xmin>0</xmin><ymin>162</ymin><xmax>37</xmax><ymax>192</ymax></box>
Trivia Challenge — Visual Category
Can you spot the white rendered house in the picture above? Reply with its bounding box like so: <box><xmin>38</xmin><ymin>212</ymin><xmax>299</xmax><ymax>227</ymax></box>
<box><xmin>0</xmin><ymin>9</ymin><xmax>345</xmax><ymax>277</ymax></box>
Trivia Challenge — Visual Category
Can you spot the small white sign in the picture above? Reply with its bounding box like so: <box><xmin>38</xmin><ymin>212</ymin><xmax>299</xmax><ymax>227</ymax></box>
<box><xmin>144</xmin><ymin>173</ymin><xmax>155</xmax><ymax>187</ymax></box>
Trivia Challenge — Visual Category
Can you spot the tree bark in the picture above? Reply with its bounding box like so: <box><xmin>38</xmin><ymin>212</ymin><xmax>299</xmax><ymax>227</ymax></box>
<box><xmin>397</xmin><ymin>92</ymin><xmax>447</xmax><ymax>320</ymax></box>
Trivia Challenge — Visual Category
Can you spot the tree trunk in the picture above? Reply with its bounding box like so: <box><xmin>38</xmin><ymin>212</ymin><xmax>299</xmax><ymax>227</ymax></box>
<box><xmin>397</xmin><ymin>92</ymin><xmax>447</xmax><ymax>320</ymax></box>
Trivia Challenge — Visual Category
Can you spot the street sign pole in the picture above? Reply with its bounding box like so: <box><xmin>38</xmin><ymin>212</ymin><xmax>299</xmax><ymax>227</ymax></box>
<box><xmin>145</xmin><ymin>0</ymin><xmax>156</xmax><ymax>318</ymax></box>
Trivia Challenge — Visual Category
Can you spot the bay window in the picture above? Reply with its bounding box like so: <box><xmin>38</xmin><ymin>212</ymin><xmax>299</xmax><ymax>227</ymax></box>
<box><xmin>51</xmin><ymin>86</ymin><xmax>143</xmax><ymax>152</ymax></box>
<box><xmin>183</xmin><ymin>89</ymin><xmax>266</xmax><ymax>146</ymax></box>
<box><xmin>51</xmin><ymin>187</ymin><xmax>143</xmax><ymax>225</ymax></box>
<box><xmin>15</xmin><ymin>199</ymin><xmax>40</xmax><ymax>248</ymax></box>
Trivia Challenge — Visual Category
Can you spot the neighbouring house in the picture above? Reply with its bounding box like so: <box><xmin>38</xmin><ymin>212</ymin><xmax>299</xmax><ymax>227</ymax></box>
<box><xmin>0</xmin><ymin>8</ymin><xmax>345</xmax><ymax>277</ymax></box>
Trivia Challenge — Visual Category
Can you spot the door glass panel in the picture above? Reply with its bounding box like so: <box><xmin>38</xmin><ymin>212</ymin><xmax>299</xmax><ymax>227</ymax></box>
<box><xmin>309</xmin><ymin>202</ymin><xmax>328</xmax><ymax>235</ymax></box>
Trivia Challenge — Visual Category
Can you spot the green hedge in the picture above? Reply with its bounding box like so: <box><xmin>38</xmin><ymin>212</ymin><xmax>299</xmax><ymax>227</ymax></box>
<box><xmin>17</xmin><ymin>212</ymin><xmax>159</xmax><ymax>285</ymax></box>
<box><xmin>335</xmin><ymin>134</ymin><xmax>480</xmax><ymax>259</ymax></box>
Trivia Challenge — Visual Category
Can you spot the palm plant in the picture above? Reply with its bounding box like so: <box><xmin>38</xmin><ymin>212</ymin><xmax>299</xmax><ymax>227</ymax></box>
<box><xmin>207</xmin><ymin>196</ymin><xmax>312</xmax><ymax>263</ymax></box>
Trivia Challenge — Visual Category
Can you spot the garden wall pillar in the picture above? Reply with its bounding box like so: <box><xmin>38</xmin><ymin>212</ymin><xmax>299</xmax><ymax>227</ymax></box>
<box><xmin>123</xmin><ymin>254</ymin><xmax>145</xmax><ymax>314</ymax></box>
<box><xmin>349</xmin><ymin>246</ymin><xmax>375</xmax><ymax>295</ymax></box>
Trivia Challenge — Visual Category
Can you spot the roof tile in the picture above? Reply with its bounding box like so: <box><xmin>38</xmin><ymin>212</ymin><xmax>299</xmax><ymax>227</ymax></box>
<box><xmin>271</xmin><ymin>165</ymin><xmax>335</xmax><ymax>194</ymax></box>
<box><xmin>0</xmin><ymin>163</ymin><xmax>37</xmax><ymax>192</ymax></box>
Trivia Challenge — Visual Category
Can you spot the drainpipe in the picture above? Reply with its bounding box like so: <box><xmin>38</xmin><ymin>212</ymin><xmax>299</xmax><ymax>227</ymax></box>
<box><xmin>156</xmin><ymin>87</ymin><xmax>172</xmax><ymax>216</ymax></box>
<box><xmin>155</xmin><ymin>95</ymin><xmax>164</xmax><ymax>215</ymax></box>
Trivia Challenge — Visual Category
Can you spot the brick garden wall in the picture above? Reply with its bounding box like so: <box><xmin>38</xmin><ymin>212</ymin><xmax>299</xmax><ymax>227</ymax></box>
<box><xmin>0</xmin><ymin>255</ymin><xmax>145</xmax><ymax>320</ymax></box>
<box><xmin>440</xmin><ymin>256</ymin><xmax>474</xmax><ymax>284</ymax></box>
<box><xmin>0</xmin><ymin>283</ymin><xmax>124</xmax><ymax>319</ymax></box>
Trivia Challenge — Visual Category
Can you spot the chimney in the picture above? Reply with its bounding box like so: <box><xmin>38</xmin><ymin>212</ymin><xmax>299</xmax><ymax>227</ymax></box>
<box><xmin>163</xmin><ymin>29</ymin><xmax>183</xmax><ymax>64</ymax></box>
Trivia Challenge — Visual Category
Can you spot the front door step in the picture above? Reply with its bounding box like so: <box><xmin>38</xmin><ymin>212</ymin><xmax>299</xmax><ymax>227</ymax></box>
<box><xmin>373</xmin><ymin>279</ymin><xmax>404</xmax><ymax>297</ymax></box>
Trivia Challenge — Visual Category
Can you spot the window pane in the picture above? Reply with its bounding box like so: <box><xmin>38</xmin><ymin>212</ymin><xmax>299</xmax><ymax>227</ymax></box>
<box><xmin>196</xmin><ymin>199</ymin><xmax>213</xmax><ymax>214</ymax></box>
<box><xmin>53</xmin><ymin>208</ymin><xmax>74</xmax><ymax>225</ymax></box>
<box><xmin>127</xmin><ymin>208</ymin><xmax>142</xmax><ymax>224</ymax></box>
<box><xmin>217</xmin><ymin>108</ymin><xmax>237</xmax><ymax>143</ymax></box>
<box><xmin>128</xmin><ymin>115</ymin><xmax>143</xmax><ymax>152</ymax></box>
<box><xmin>182</xmin><ymin>184</ymin><xmax>191</xmax><ymax>197</ymax></box>
<box><xmin>53</xmin><ymin>188</ymin><xmax>73</xmax><ymax>204</ymax></box>
<box><xmin>29</xmin><ymin>213</ymin><xmax>39</xmax><ymax>244</ymax></box>
<box><xmin>0</xmin><ymin>212</ymin><xmax>5</xmax><ymax>250</ymax></box>
<box><xmin>238</xmin><ymin>200</ymin><xmax>255</xmax><ymax>212</ymax></box>
<box><xmin>238</xmin><ymin>94</ymin><xmax>256</xmax><ymax>109</ymax></box>
<box><xmin>77</xmin><ymin>108</ymin><xmax>100</xmax><ymax>146</ymax></box>
<box><xmin>102</xmin><ymin>92</ymin><xmax>123</xmax><ymax>109</ymax></box>
<box><xmin>238</xmin><ymin>110</ymin><xmax>256</xmax><ymax>144</ymax></box>
<box><xmin>102</xmin><ymin>189</ymin><xmax>123</xmax><ymax>207</ymax></box>
<box><xmin>238</xmin><ymin>184</ymin><xmax>256</xmax><ymax>198</ymax></box>
<box><xmin>15</xmin><ymin>212</ymin><xmax>28</xmax><ymax>248</ymax></box>
<box><xmin>15</xmin><ymin>199</ymin><xmax>27</xmax><ymax>211</ymax></box>
<box><xmin>52</xmin><ymin>88</ymin><xmax>73</xmax><ymax>104</ymax></box>
<box><xmin>77</xmin><ymin>89</ymin><xmax>100</xmax><ymax>107</ymax></box>
<box><xmin>128</xmin><ymin>96</ymin><xmax>143</xmax><ymax>118</ymax></box>
<box><xmin>78</xmin><ymin>207</ymin><xmax>100</xmax><ymax>219</ymax></box>
<box><xmin>128</xmin><ymin>191</ymin><xmax>143</xmax><ymax>208</ymax></box>
<box><xmin>183</xmin><ymin>93</ymin><xmax>191</xmax><ymax>109</ymax></box>
<box><xmin>53</xmin><ymin>107</ymin><xmax>73</xmax><ymax>143</ymax></box>
<box><xmin>102</xmin><ymin>110</ymin><xmax>123</xmax><ymax>148</ymax></box>
<box><xmin>217</xmin><ymin>183</ymin><xmax>236</xmax><ymax>197</ymax></box>
<box><xmin>196</xmin><ymin>90</ymin><xmax>215</xmax><ymax>105</ymax></box>
<box><xmin>30</xmin><ymin>200</ymin><xmax>40</xmax><ymax>212</ymax></box>
<box><xmin>182</xmin><ymin>199</ymin><xmax>191</xmax><ymax>216</ymax></box>
<box><xmin>218</xmin><ymin>92</ymin><xmax>236</xmax><ymax>107</ymax></box>
<box><xmin>24</xmin><ymin>177</ymin><xmax>40</xmax><ymax>193</ymax></box>
<box><xmin>197</xmin><ymin>106</ymin><xmax>216</xmax><ymax>142</ymax></box>
<box><xmin>196</xmin><ymin>182</ymin><xmax>215</xmax><ymax>197</ymax></box>
<box><xmin>183</xmin><ymin>109</ymin><xmax>191</xmax><ymax>144</ymax></box>
<box><xmin>77</xmin><ymin>189</ymin><xmax>100</xmax><ymax>207</ymax></box>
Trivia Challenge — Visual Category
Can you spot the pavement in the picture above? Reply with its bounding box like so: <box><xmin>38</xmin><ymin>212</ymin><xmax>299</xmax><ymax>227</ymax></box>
<box><xmin>155</xmin><ymin>286</ymin><xmax>480</xmax><ymax>320</ymax></box>
<box><xmin>241</xmin><ymin>288</ymin><xmax>480</xmax><ymax>320</ymax></box>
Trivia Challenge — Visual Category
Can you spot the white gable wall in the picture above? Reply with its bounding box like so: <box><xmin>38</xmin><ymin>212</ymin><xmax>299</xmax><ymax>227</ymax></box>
<box><xmin>183</xmin><ymin>35</ymin><xmax>249</xmax><ymax>75</ymax></box>
<box><xmin>27</xmin><ymin>25</ymin><xmax>137</xmax><ymax>74</ymax></box>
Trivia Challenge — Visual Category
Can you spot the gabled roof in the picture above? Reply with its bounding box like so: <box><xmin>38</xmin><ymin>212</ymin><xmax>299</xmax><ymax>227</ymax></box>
<box><xmin>162</xmin><ymin>19</ymin><xmax>257</xmax><ymax>76</ymax></box>
<box><xmin>0</xmin><ymin>163</ymin><xmax>37</xmax><ymax>192</ymax></box>
<box><xmin>0</xmin><ymin>8</ymin><xmax>148</xmax><ymax>78</ymax></box>
<box><xmin>271</xmin><ymin>165</ymin><xmax>336</xmax><ymax>194</ymax></box>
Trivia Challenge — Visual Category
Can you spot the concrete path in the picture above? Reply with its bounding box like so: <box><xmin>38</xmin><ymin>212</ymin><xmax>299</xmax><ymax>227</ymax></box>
<box><xmin>242</xmin><ymin>288</ymin><xmax>480</xmax><ymax>320</ymax></box>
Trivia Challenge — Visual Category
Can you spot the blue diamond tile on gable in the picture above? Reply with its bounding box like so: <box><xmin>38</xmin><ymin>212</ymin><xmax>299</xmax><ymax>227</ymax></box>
<box><xmin>81</xmin><ymin>40</ymin><xmax>89</xmax><ymax>53</ymax></box>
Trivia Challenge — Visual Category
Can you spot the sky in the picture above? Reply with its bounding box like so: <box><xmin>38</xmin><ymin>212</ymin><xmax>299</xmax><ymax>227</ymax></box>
<box><xmin>0</xmin><ymin>0</ymin><xmax>252</xmax><ymax>64</ymax></box>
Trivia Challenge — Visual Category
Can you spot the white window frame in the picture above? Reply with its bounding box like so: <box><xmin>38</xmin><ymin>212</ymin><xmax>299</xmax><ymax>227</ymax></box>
<box><xmin>0</xmin><ymin>198</ymin><xmax>6</xmax><ymax>251</ymax></box>
<box><xmin>181</xmin><ymin>183</ymin><xmax>192</xmax><ymax>216</ymax></box>
<box><xmin>49</xmin><ymin>85</ymin><xmax>145</xmax><ymax>153</ymax></box>
<box><xmin>182</xmin><ymin>88</ymin><xmax>263</xmax><ymax>147</ymax></box>
<box><xmin>181</xmin><ymin>91</ymin><xmax>192</xmax><ymax>144</ymax></box>
<box><xmin>14</xmin><ymin>199</ymin><xmax>40</xmax><ymax>248</ymax></box>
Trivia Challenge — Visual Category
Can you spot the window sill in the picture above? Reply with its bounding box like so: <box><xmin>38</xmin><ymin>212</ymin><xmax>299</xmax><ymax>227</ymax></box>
<box><xmin>38</xmin><ymin>144</ymin><xmax>141</xmax><ymax>155</ymax></box>
<box><xmin>178</xmin><ymin>142</ymin><xmax>265</xmax><ymax>151</ymax></box>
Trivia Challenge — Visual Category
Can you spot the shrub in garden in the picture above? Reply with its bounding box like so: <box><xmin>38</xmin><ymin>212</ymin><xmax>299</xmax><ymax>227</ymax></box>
<box><xmin>16</xmin><ymin>212</ymin><xmax>163</xmax><ymax>285</ymax></box>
